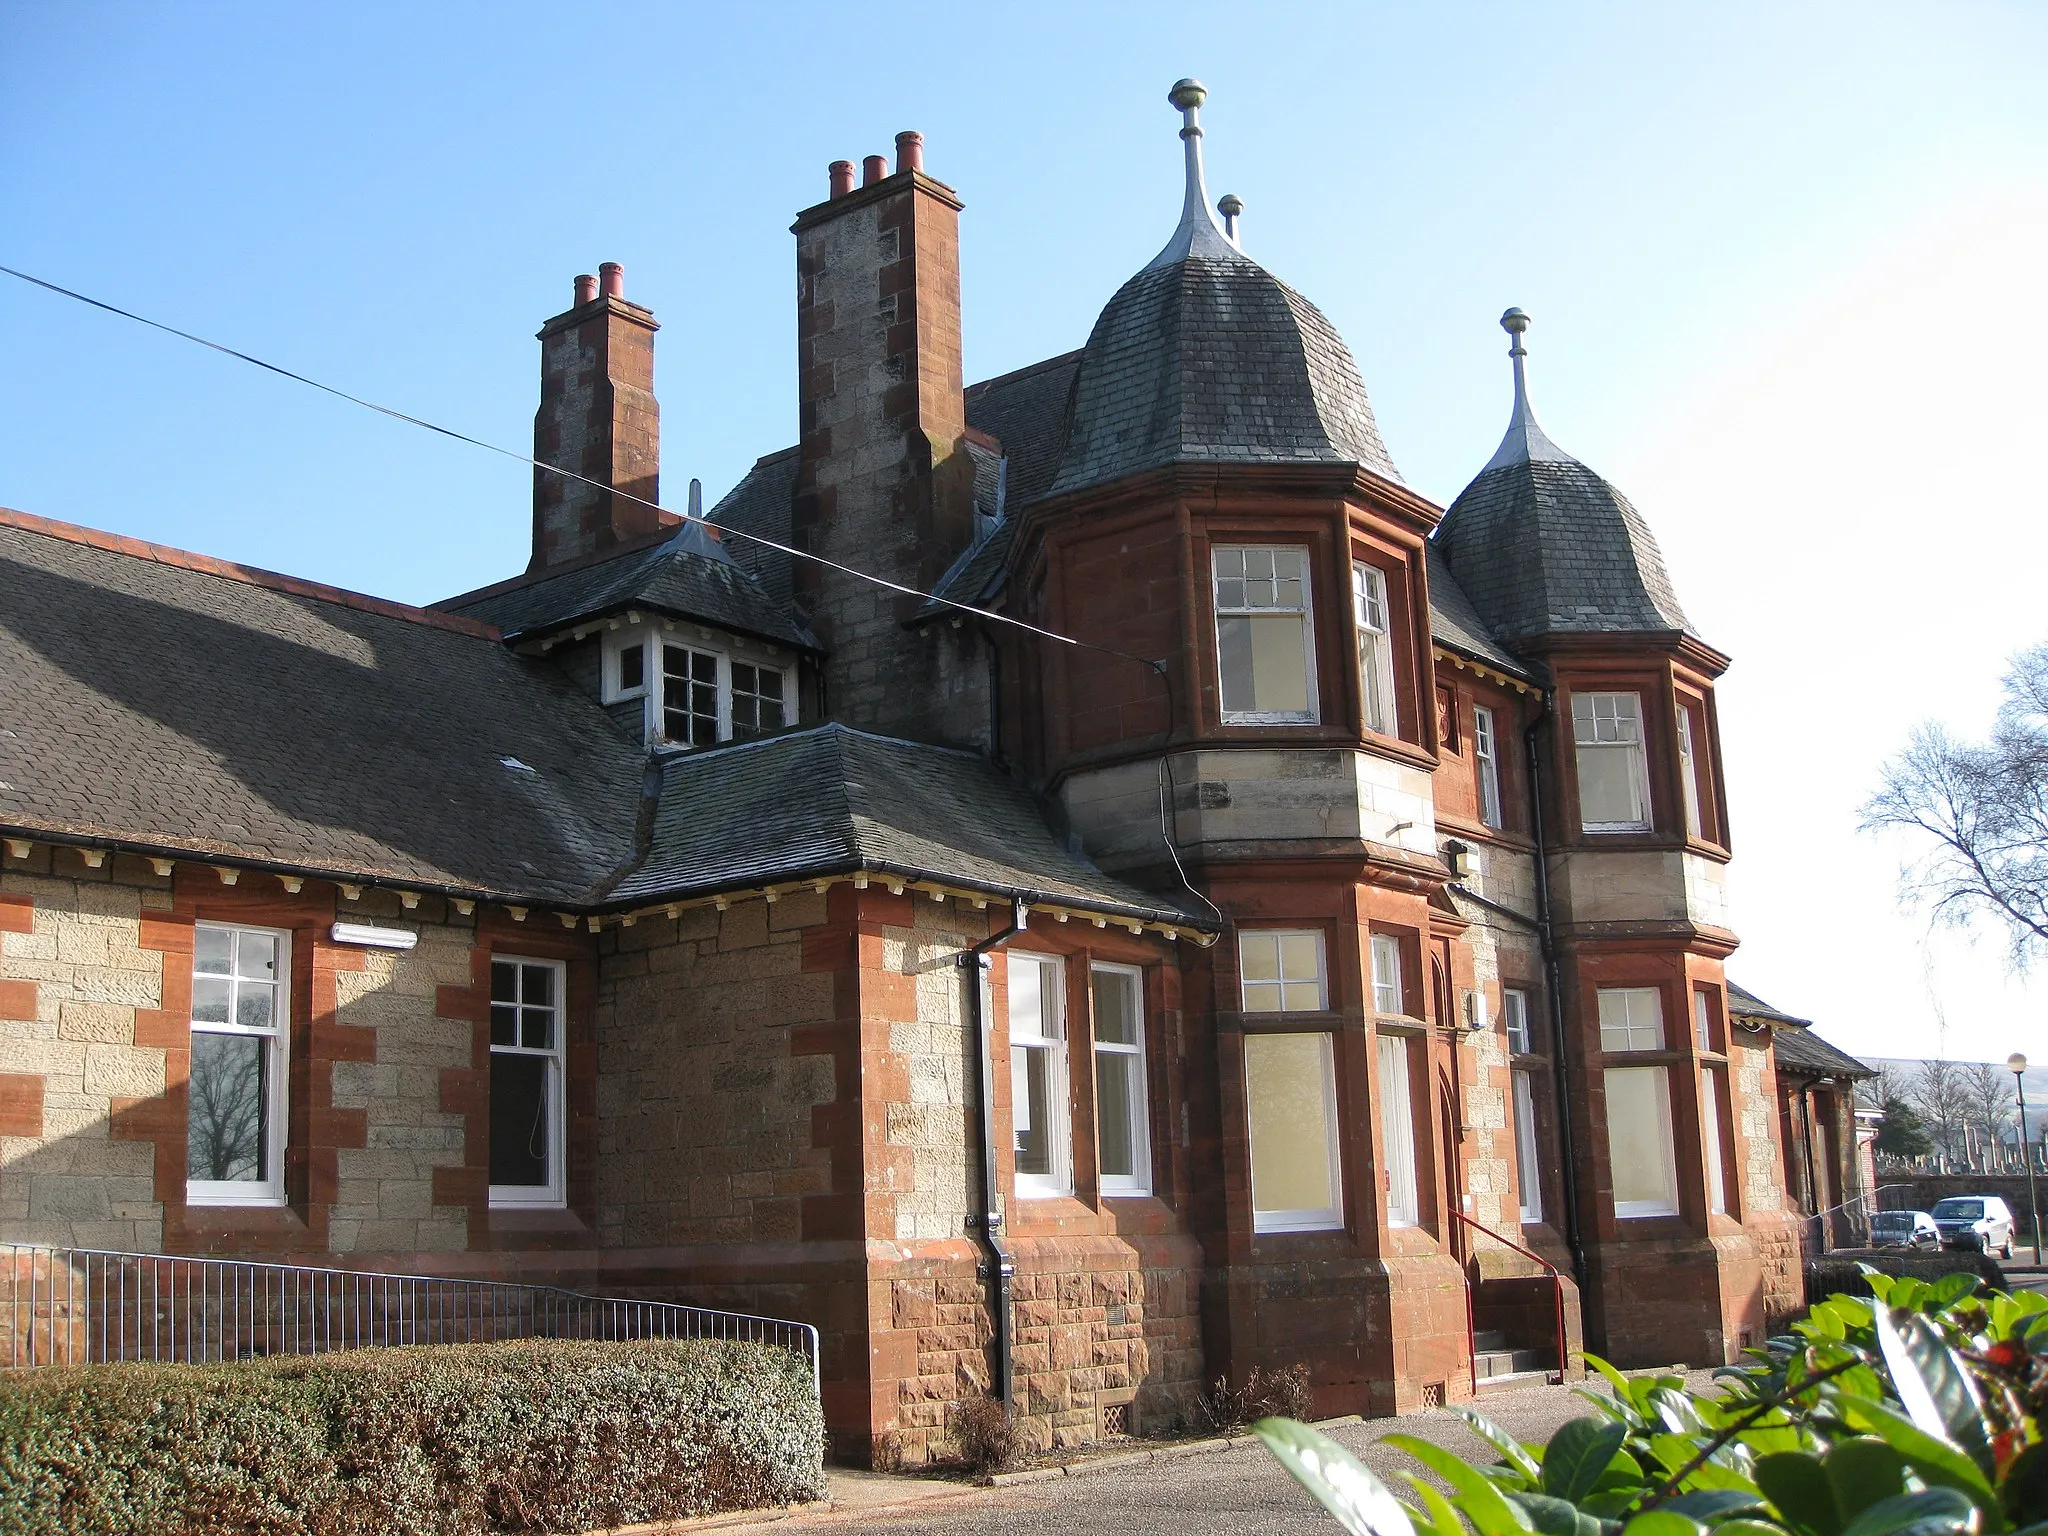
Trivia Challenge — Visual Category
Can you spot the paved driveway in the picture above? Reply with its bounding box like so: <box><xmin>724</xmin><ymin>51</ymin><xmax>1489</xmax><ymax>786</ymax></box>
<box><xmin>710</xmin><ymin>1378</ymin><xmax>1672</xmax><ymax>1535</ymax></box>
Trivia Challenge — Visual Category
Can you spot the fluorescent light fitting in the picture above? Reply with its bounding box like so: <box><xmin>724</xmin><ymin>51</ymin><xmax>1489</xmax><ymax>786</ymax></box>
<box><xmin>331</xmin><ymin>921</ymin><xmax>418</xmax><ymax>951</ymax></box>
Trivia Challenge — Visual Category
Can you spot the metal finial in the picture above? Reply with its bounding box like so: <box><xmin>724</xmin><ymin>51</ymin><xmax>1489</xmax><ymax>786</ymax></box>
<box><xmin>1218</xmin><ymin>194</ymin><xmax>1243</xmax><ymax>245</ymax></box>
<box><xmin>1145</xmin><ymin>79</ymin><xmax>1239</xmax><ymax>270</ymax></box>
<box><xmin>1481</xmin><ymin>306</ymin><xmax>1573</xmax><ymax>472</ymax></box>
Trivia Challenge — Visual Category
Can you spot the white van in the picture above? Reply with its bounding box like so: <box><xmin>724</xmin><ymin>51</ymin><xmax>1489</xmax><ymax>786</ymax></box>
<box><xmin>1929</xmin><ymin>1195</ymin><xmax>2016</xmax><ymax>1256</ymax></box>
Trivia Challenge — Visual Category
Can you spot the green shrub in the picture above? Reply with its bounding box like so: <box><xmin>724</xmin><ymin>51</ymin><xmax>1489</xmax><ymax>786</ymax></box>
<box><xmin>1805</xmin><ymin>1251</ymin><xmax>2004</xmax><ymax>1306</ymax></box>
<box><xmin>1258</xmin><ymin>1268</ymin><xmax>2048</xmax><ymax>1536</ymax></box>
<box><xmin>0</xmin><ymin>1337</ymin><xmax>824</xmax><ymax>1536</ymax></box>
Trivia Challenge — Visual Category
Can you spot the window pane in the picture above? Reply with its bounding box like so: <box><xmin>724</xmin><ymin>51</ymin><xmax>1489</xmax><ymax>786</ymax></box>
<box><xmin>191</xmin><ymin>976</ymin><xmax>232</xmax><ymax>1025</ymax></box>
<box><xmin>491</xmin><ymin>962</ymin><xmax>517</xmax><ymax>1005</ymax></box>
<box><xmin>1577</xmin><ymin>742</ymin><xmax>1646</xmax><ymax>827</ymax></box>
<box><xmin>1279</xmin><ymin>935</ymin><xmax>1320</xmax><ymax>988</ymax></box>
<box><xmin>522</xmin><ymin>964</ymin><xmax>554</xmax><ymax>1009</ymax></box>
<box><xmin>1703</xmin><ymin>1070</ymin><xmax>1728</xmax><ymax>1215</ymax></box>
<box><xmin>1693</xmin><ymin>991</ymin><xmax>1715</xmax><ymax>1052</ymax></box>
<box><xmin>1245</xmin><ymin>1032</ymin><xmax>1339</xmax><ymax>1222</ymax></box>
<box><xmin>1092</xmin><ymin>970</ymin><xmax>1138</xmax><ymax>1046</ymax></box>
<box><xmin>1599</xmin><ymin>988</ymin><xmax>1664</xmax><ymax>1052</ymax></box>
<box><xmin>1378</xmin><ymin>1034</ymin><xmax>1419</xmax><ymax>1227</ymax></box>
<box><xmin>1513</xmin><ymin>1070</ymin><xmax>1542</xmax><ymax>1222</ymax></box>
<box><xmin>1605</xmin><ymin>1066</ymin><xmax>1679</xmax><ymax>1217</ymax></box>
<box><xmin>618</xmin><ymin>643</ymin><xmax>645</xmax><ymax>692</ymax></box>
<box><xmin>1242</xmin><ymin>980</ymin><xmax>1282</xmax><ymax>1012</ymax></box>
<box><xmin>189</xmin><ymin>1032</ymin><xmax>267</xmax><ymax>1182</ymax></box>
<box><xmin>490</xmin><ymin>1053</ymin><xmax>551</xmax><ymax>1188</ymax></box>
<box><xmin>1504</xmin><ymin>989</ymin><xmax>1531</xmax><ymax>1055</ymax></box>
<box><xmin>1009</xmin><ymin>957</ymin><xmax>1046</xmax><ymax>1041</ymax></box>
<box><xmin>1247</xmin><ymin>614</ymin><xmax>1309</xmax><ymax>714</ymax></box>
<box><xmin>1013</xmin><ymin>1044</ymin><xmax>1053</xmax><ymax>1176</ymax></box>
<box><xmin>194</xmin><ymin>927</ymin><xmax>233</xmax><ymax>976</ymax></box>
<box><xmin>521</xmin><ymin>1006</ymin><xmax>553</xmax><ymax>1051</ymax></box>
<box><xmin>234</xmin><ymin>985</ymin><xmax>273</xmax><ymax>1030</ymax></box>
<box><xmin>1678</xmin><ymin>708</ymin><xmax>1704</xmax><ymax>837</ymax></box>
<box><xmin>237</xmin><ymin>932</ymin><xmax>277</xmax><ymax>980</ymax></box>
<box><xmin>1371</xmin><ymin>936</ymin><xmax>1402</xmax><ymax>1015</ymax></box>
<box><xmin>1217</xmin><ymin>615</ymin><xmax>1257</xmax><ymax>713</ymax></box>
<box><xmin>1280</xmin><ymin>982</ymin><xmax>1323</xmax><ymax>1012</ymax></box>
<box><xmin>1240</xmin><ymin>934</ymin><xmax>1280</xmax><ymax>983</ymax></box>
<box><xmin>490</xmin><ymin>1003</ymin><xmax>519</xmax><ymax>1048</ymax></box>
<box><xmin>1096</xmin><ymin>1051</ymin><xmax>1138</xmax><ymax>1179</ymax></box>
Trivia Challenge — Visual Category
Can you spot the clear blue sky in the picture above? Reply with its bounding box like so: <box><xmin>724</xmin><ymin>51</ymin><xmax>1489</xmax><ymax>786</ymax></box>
<box><xmin>4</xmin><ymin>3</ymin><xmax>2046</xmax><ymax>1060</ymax></box>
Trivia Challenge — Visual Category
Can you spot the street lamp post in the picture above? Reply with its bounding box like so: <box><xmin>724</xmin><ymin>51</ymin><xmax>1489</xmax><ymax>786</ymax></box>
<box><xmin>2012</xmin><ymin>1053</ymin><xmax>2043</xmax><ymax>1266</ymax></box>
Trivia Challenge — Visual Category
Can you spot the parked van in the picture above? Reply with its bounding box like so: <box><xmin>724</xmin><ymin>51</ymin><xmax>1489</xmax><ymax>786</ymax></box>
<box><xmin>1869</xmin><ymin>1210</ymin><xmax>1941</xmax><ymax>1250</ymax></box>
<box><xmin>1929</xmin><ymin>1195</ymin><xmax>2015</xmax><ymax>1256</ymax></box>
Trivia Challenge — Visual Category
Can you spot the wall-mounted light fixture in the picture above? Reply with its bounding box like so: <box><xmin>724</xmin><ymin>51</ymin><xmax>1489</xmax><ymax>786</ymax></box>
<box><xmin>330</xmin><ymin>922</ymin><xmax>418</xmax><ymax>951</ymax></box>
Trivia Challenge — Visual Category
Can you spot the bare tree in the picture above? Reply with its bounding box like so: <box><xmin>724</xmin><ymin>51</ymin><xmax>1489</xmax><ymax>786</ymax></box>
<box><xmin>1909</xmin><ymin>1058</ymin><xmax>1970</xmax><ymax>1171</ymax></box>
<box><xmin>1961</xmin><ymin>1060</ymin><xmax>2017</xmax><ymax>1171</ymax></box>
<box><xmin>1863</xmin><ymin>642</ymin><xmax>2048</xmax><ymax>970</ymax></box>
<box><xmin>1865</xmin><ymin>1061</ymin><xmax>1914</xmax><ymax>1112</ymax></box>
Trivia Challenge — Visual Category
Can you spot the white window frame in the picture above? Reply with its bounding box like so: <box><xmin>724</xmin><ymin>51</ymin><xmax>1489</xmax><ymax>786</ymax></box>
<box><xmin>1352</xmin><ymin>561</ymin><xmax>1398</xmax><ymax>736</ymax></box>
<box><xmin>602</xmin><ymin>624</ymin><xmax>796</xmax><ymax>748</ymax></box>
<box><xmin>1245</xmin><ymin>1030</ymin><xmax>1344</xmax><ymax>1233</ymax></box>
<box><xmin>1213</xmin><ymin>546</ymin><xmax>1319</xmax><ymax>725</ymax></box>
<box><xmin>1677</xmin><ymin>705</ymin><xmax>1705</xmax><ymax>838</ymax></box>
<box><xmin>1502</xmin><ymin>987</ymin><xmax>1532</xmax><ymax>1055</ymax></box>
<box><xmin>1370</xmin><ymin>933</ymin><xmax>1405</xmax><ymax>1017</ymax></box>
<box><xmin>1090</xmin><ymin>963</ymin><xmax>1151</xmax><ymax>1197</ymax></box>
<box><xmin>1377</xmin><ymin>1032</ymin><xmax>1420</xmax><ymax>1228</ymax></box>
<box><xmin>187</xmin><ymin>922</ymin><xmax>291</xmax><ymax>1208</ymax></box>
<box><xmin>1512</xmin><ymin>1069</ymin><xmax>1543</xmax><ymax>1222</ymax></box>
<box><xmin>1009</xmin><ymin>953</ymin><xmax>1071</xmax><ymax>1199</ymax></box>
<box><xmin>1702</xmin><ymin>1067</ymin><xmax>1729</xmax><ymax>1216</ymax></box>
<box><xmin>1598</xmin><ymin>987</ymin><xmax>1666</xmax><ymax>1053</ymax></box>
<box><xmin>1605</xmin><ymin>1065</ymin><xmax>1681</xmax><ymax>1218</ymax></box>
<box><xmin>1571</xmin><ymin>691</ymin><xmax>1653</xmax><ymax>833</ymax></box>
<box><xmin>1692</xmin><ymin>988</ymin><xmax>1717</xmax><ymax>1053</ymax></box>
<box><xmin>1238</xmin><ymin>930</ymin><xmax>1328</xmax><ymax>1014</ymax></box>
<box><xmin>603</xmin><ymin>631</ymin><xmax>649</xmax><ymax>703</ymax></box>
<box><xmin>1473</xmin><ymin>704</ymin><xmax>1503</xmax><ymax>828</ymax></box>
<box><xmin>489</xmin><ymin>955</ymin><xmax>568</xmax><ymax>1210</ymax></box>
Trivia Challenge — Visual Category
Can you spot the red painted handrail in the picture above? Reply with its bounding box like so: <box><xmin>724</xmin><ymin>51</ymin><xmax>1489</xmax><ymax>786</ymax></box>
<box><xmin>1449</xmin><ymin>1210</ymin><xmax>1571</xmax><ymax>1392</ymax></box>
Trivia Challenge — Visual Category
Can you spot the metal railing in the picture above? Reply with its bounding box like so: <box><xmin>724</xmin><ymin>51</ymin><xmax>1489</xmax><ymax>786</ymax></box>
<box><xmin>1</xmin><ymin>1244</ymin><xmax>820</xmax><ymax>1396</ymax></box>
<box><xmin>1451</xmin><ymin>1210</ymin><xmax>1571</xmax><ymax>1394</ymax></box>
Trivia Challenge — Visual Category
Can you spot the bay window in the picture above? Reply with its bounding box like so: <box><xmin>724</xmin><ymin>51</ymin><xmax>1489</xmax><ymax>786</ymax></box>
<box><xmin>1512</xmin><ymin>1070</ymin><xmax>1542</xmax><ymax>1222</ymax></box>
<box><xmin>1214</xmin><ymin>546</ymin><xmax>1317</xmax><ymax>723</ymax></box>
<box><xmin>490</xmin><ymin>956</ymin><xmax>566</xmax><ymax>1208</ymax></box>
<box><xmin>1677</xmin><ymin>703</ymin><xmax>1706</xmax><ymax>838</ymax></box>
<box><xmin>1352</xmin><ymin>561</ymin><xmax>1397</xmax><ymax>735</ymax></box>
<box><xmin>1239</xmin><ymin>930</ymin><xmax>1341</xmax><ymax>1232</ymax></box>
<box><xmin>1090</xmin><ymin>964</ymin><xmax>1151</xmax><ymax>1196</ymax></box>
<box><xmin>1572</xmin><ymin>692</ymin><xmax>1652</xmax><ymax>832</ymax></box>
<box><xmin>1370</xmin><ymin>933</ymin><xmax>1404</xmax><ymax>1017</ymax></box>
<box><xmin>187</xmin><ymin>923</ymin><xmax>289</xmax><ymax>1206</ymax></box>
<box><xmin>1010</xmin><ymin>953</ymin><xmax>1070</xmax><ymax>1198</ymax></box>
<box><xmin>1598</xmin><ymin>987</ymin><xmax>1665</xmax><ymax>1052</ymax></box>
<box><xmin>1702</xmin><ymin>1067</ymin><xmax>1729</xmax><ymax>1215</ymax></box>
<box><xmin>1604</xmin><ymin>1066</ymin><xmax>1680</xmax><ymax>1218</ymax></box>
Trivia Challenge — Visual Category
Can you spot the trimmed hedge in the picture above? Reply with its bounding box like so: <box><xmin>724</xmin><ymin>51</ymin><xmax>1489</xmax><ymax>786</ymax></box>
<box><xmin>0</xmin><ymin>1337</ymin><xmax>825</xmax><ymax>1536</ymax></box>
<box><xmin>1803</xmin><ymin>1246</ymin><xmax>2005</xmax><ymax>1305</ymax></box>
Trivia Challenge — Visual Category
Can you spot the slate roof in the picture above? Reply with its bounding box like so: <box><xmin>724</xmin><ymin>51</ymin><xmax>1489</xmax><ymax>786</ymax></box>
<box><xmin>1727</xmin><ymin>981</ymin><xmax>1810</xmax><ymax>1027</ymax></box>
<box><xmin>607</xmin><ymin>723</ymin><xmax>1206</xmax><ymax>926</ymax></box>
<box><xmin>1046</xmin><ymin>255</ymin><xmax>1400</xmax><ymax>498</ymax></box>
<box><xmin>1771</xmin><ymin>1024</ymin><xmax>1875</xmax><ymax>1080</ymax></box>
<box><xmin>0</xmin><ymin>510</ymin><xmax>644</xmax><ymax>903</ymax></box>
<box><xmin>442</xmin><ymin>521</ymin><xmax>816</xmax><ymax>651</ymax></box>
<box><xmin>1424</xmin><ymin>543</ymin><xmax>1532</xmax><ymax>678</ymax></box>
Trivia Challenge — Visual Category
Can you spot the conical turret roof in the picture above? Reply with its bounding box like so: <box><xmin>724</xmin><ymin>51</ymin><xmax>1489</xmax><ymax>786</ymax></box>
<box><xmin>1434</xmin><ymin>310</ymin><xmax>1692</xmax><ymax>645</ymax></box>
<box><xmin>1048</xmin><ymin>82</ymin><xmax>1399</xmax><ymax>499</ymax></box>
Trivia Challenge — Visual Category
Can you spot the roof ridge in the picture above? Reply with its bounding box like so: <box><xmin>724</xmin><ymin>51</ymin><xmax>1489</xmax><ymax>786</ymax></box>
<box><xmin>0</xmin><ymin>505</ymin><xmax>501</xmax><ymax>641</ymax></box>
<box><xmin>963</xmin><ymin>348</ymin><xmax>1087</xmax><ymax>400</ymax></box>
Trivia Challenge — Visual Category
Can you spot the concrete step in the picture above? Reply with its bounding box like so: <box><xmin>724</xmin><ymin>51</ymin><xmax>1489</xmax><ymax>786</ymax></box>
<box><xmin>1475</xmin><ymin>1348</ymin><xmax>1553</xmax><ymax>1380</ymax></box>
<box><xmin>1472</xmin><ymin>1330</ymin><xmax>1510</xmax><ymax>1353</ymax></box>
<box><xmin>1476</xmin><ymin>1367</ymin><xmax>1558</xmax><ymax>1394</ymax></box>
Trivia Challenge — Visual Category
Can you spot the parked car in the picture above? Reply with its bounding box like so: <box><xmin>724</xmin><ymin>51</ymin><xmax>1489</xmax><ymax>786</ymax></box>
<box><xmin>1869</xmin><ymin>1209</ymin><xmax>1942</xmax><ymax>1250</ymax></box>
<box><xmin>1929</xmin><ymin>1195</ymin><xmax>2015</xmax><ymax>1256</ymax></box>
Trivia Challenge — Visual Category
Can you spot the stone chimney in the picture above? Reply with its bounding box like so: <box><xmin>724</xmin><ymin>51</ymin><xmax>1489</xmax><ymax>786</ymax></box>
<box><xmin>529</xmin><ymin>263</ymin><xmax>670</xmax><ymax>572</ymax></box>
<box><xmin>791</xmin><ymin>132</ymin><xmax>980</xmax><ymax>743</ymax></box>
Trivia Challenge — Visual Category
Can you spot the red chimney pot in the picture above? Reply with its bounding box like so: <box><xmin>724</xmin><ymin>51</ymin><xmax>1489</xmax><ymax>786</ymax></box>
<box><xmin>598</xmin><ymin>262</ymin><xmax>624</xmax><ymax>299</ymax></box>
<box><xmin>574</xmin><ymin>274</ymin><xmax>598</xmax><ymax>305</ymax></box>
<box><xmin>828</xmin><ymin>160</ymin><xmax>855</xmax><ymax>198</ymax></box>
<box><xmin>862</xmin><ymin>154</ymin><xmax>887</xmax><ymax>186</ymax></box>
<box><xmin>895</xmin><ymin>131</ymin><xmax>924</xmax><ymax>174</ymax></box>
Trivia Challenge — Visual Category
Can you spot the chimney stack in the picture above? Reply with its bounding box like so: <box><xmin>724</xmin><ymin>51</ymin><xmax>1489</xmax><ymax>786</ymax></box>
<box><xmin>529</xmin><ymin>264</ymin><xmax>669</xmax><ymax>572</ymax></box>
<box><xmin>790</xmin><ymin>132</ymin><xmax>977</xmax><ymax>744</ymax></box>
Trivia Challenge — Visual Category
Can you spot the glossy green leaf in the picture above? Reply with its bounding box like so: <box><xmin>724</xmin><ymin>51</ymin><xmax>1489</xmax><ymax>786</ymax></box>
<box><xmin>1662</xmin><ymin>1489</ymin><xmax>1770</xmax><ymax>1521</ymax></box>
<box><xmin>1545</xmin><ymin>1419</ymin><xmax>1631</xmax><ymax>1502</ymax></box>
<box><xmin>1387</xmin><ymin>1433</ymin><xmax>1535</xmax><ymax>1536</ymax></box>
<box><xmin>1928</xmin><ymin>1273</ymin><xmax>1981</xmax><ymax>1309</ymax></box>
<box><xmin>1873</xmin><ymin>1305</ymin><xmax>1991</xmax><ymax>1467</ymax></box>
<box><xmin>1404</xmin><ymin>1472</ymin><xmax>1474</xmax><ymax>1536</ymax></box>
<box><xmin>1822</xmin><ymin>1438</ymin><xmax>1906</xmax><ymax>1523</ymax></box>
<box><xmin>1651</xmin><ymin>1388</ymin><xmax>1708</xmax><ymax>1436</ymax></box>
<box><xmin>1511</xmin><ymin>1492</ymin><xmax>1587</xmax><ymax>1536</ymax></box>
<box><xmin>1619</xmin><ymin>1512</ymin><xmax>1706</xmax><ymax>1536</ymax></box>
<box><xmin>1593</xmin><ymin>1450</ymin><xmax>1648</xmax><ymax>1494</ymax></box>
<box><xmin>1574</xmin><ymin>1386</ymin><xmax>1634</xmax><ymax>1425</ymax></box>
<box><xmin>1584</xmin><ymin>1353</ymin><xmax>1636</xmax><ymax>1399</ymax></box>
<box><xmin>1715</xmin><ymin>1523</ymin><xmax>1797</xmax><ymax>1536</ymax></box>
<box><xmin>1255</xmin><ymin>1418</ymin><xmax>1418</xmax><ymax>1536</ymax></box>
<box><xmin>1837</xmin><ymin>1487</ymin><xmax>1978</xmax><ymax>1536</ymax></box>
<box><xmin>1453</xmin><ymin>1406</ymin><xmax>1546</xmax><ymax>1485</ymax></box>
<box><xmin>1756</xmin><ymin>1450</ymin><xmax>1841</xmax><ymax>1536</ymax></box>
<box><xmin>1833</xmin><ymin>1398</ymin><xmax>1995</xmax><ymax>1505</ymax></box>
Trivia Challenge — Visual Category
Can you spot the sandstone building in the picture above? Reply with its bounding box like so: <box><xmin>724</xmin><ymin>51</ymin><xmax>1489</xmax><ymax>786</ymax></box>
<box><xmin>1</xmin><ymin>83</ymin><xmax>1863</xmax><ymax>1462</ymax></box>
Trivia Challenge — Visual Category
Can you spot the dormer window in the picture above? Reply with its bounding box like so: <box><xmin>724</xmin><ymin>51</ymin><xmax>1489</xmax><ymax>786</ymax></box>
<box><xmin>603</xmin><ymin>625</ymin><xmax>795</xmax><ymax>747</ymax></box>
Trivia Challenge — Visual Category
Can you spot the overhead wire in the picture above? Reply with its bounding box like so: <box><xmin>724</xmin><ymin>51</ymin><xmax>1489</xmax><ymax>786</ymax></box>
<box><xmin>0</xmin><ymin>263</ymin><xmax>1160</xmax><ymax>671</ymax></box>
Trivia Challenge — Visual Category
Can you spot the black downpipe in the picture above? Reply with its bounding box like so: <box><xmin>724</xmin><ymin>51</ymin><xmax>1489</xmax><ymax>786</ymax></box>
<box><xmin>961</xmin><ymin>897</ymin><xmax>1027</xmax><ymax>1406</ymax></box>
<box><xmin>1524</xmin><ymin>689</ymin><xmax>1590</xmax><ymax>1290</ymax></box>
